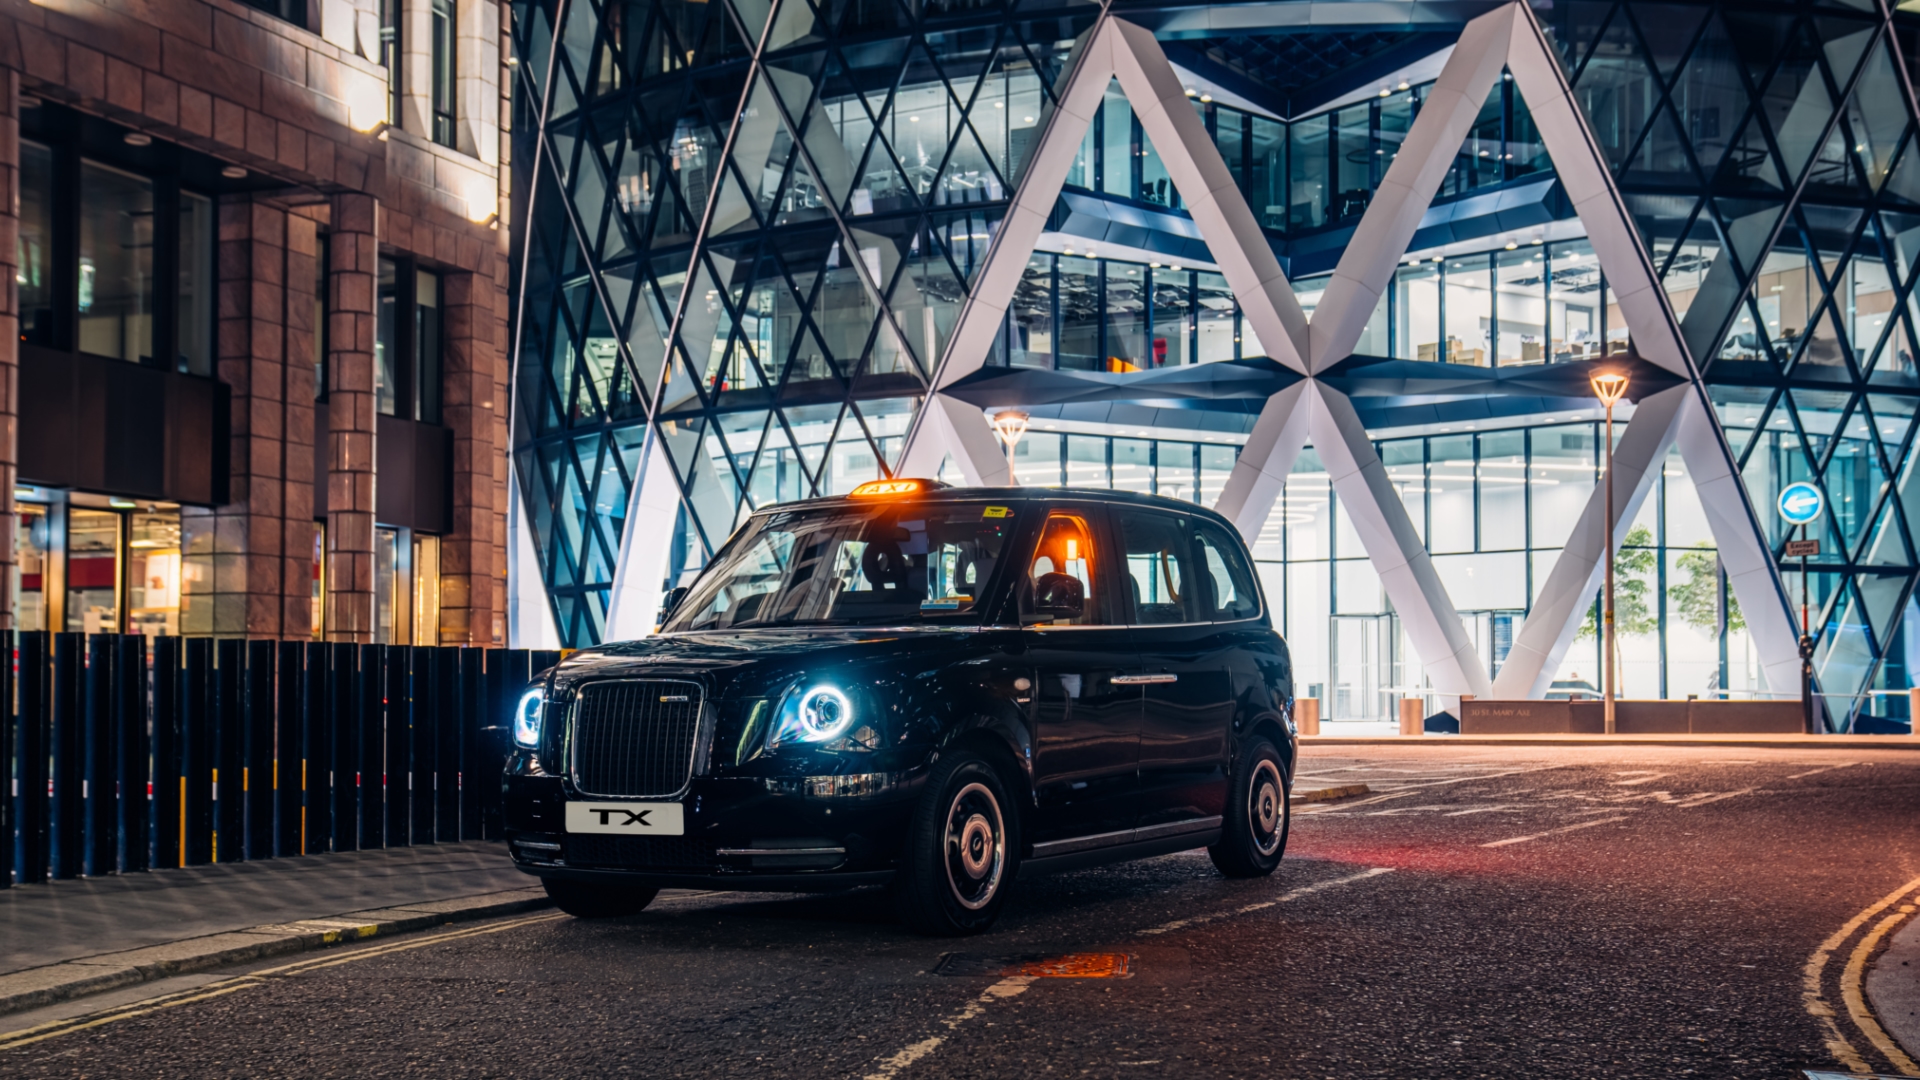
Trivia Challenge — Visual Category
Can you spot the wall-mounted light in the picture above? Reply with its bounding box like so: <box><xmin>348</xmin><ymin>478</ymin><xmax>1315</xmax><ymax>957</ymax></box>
<box><xmin>123</xmin><ymin>132</ymin><xmax>152</xmax><ymax>147</ymax></box>
<box><xmin>221</xmin><ymin>165</ymin><xmax>248</xmax><ymax>179</ymax></box>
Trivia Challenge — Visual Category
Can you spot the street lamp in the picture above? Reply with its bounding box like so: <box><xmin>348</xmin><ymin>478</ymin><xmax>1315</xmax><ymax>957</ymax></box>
<box><xmin>1590</xmin><ymin>370</ymin><xmax>1630</xmax><ymax>735</ymax></box>
<box><xmin>990</xmin><ymin>410</ymin><xmax>1030</xmax><ymax>485</ymax></box>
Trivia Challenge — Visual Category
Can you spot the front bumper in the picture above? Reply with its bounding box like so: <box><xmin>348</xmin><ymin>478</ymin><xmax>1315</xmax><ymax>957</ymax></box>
<box><xmin>503</xmin><ymin>769</ymin><xmax>925</xmax><ymax>889</ymax></box>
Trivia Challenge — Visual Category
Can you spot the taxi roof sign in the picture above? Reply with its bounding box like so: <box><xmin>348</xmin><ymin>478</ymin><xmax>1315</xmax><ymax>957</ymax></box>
<box><xmin>849</xmin><ymin>478</ymin><xmax>939</xmax><ymax>497</ymax></box>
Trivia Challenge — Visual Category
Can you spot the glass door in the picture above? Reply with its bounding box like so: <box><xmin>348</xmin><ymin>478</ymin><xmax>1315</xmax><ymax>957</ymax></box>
<box><xmin>1331</xmin><ymin>614</ymin><xmax>1397</xmax><ymax>720</ymax></box>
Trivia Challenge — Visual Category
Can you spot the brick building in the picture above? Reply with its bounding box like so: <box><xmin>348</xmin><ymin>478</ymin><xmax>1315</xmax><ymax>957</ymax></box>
<box><xmin>0</xmin><ymin>0</ymin><xmax>510</xmax><ymax>644</ymax></box>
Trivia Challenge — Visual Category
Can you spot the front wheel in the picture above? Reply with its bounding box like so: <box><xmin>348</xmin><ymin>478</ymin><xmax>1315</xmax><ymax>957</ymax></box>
<box><xmin>894</xmin><ymin>751</ymin><xmax>1018</xmax><ymax>936</ymax></box>
<box><xmin>1208</xmin><ymin>736</ymin><xmax>1289</xmax><ymax>878</ymax></box>
<box><xmin>543</xmin><ymin>878</ymin><xmax>660</xmax><ymax>918</ymax></box>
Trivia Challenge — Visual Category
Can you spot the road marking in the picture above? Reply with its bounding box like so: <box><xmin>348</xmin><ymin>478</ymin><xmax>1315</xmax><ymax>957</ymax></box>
<box><xmin>0</xmin><ymin>912</ymin><xmax>567</xmax><ymax>1052</ymax></box>
<box><xmin>1843</xmin><ymin>906</ymin><xmax>1920</xmax><ymax>1076</ymax></box>
<box><xmin>1481</xmin><ymin>815</ymin><xmax>1630</xmax><ymax>847</ymax></box>
<box><xmin>867</xmin><ymin>869</ymin><xmax>1393</xmax><ymax>1079</ymax></box>
<box><xmin>862</xmin><ymin>976</ymin><xmax>1035</xmax><ymax>1080</ymax></box>
<box><xmin>1137</xmin><ymin>868</ymin><xmax>1394</xmax><ymax>936</ymax></box>
<box><xmin>1789</xmin><ymin>763</ymin><xmax>1859</xmax><ymax>780</ymax></box>
<box><xmin>1802</xmin><ymin>874</ymin><xmax>1920</xmax><ymax>1076</ymax></box>
<box><xmin>1610</xmin><ymin>771</ymin><xmax>1669</xmax><ymax>786</ymax></box>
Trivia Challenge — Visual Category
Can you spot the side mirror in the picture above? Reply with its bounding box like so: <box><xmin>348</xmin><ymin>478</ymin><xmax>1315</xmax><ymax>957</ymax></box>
<box><xmin>1028</xmin><ymin>572</ymin><xmax>1084</xmax><ymax>622</ymax></box>
<box><xmin>658</xmin><ymin>586</ymin><xmax>690</xmax><ymax>625</ymax></box>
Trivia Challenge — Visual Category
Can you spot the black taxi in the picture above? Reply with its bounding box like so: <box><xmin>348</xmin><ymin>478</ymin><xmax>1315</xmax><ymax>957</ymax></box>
<box><xmin>503</xmin><ymin>479</ymin><xmax>1296</xmax><ymax>935</ymax></box>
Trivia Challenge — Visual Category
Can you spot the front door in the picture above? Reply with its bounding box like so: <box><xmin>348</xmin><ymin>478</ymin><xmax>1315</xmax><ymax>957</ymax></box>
<box><xmin>1118</xmin><ymin>509</ymin><xmax>1234</xmax><ymax>830</ymax></box>
<box><xmin>1024</xmin><ymin>506</ymin><xmax>1142</xmax><ymax>845</ymax></box>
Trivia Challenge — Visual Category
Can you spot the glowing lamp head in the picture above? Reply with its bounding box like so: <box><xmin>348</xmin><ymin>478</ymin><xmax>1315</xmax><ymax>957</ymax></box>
<box><xmin>512</xmin><ymin>690</ymin><xmax>545</xmax><ymax>749</ymax></box>
<box><xmin>794</xmin><ymin>686</ymin><xmax>854</xmax><ymax>742</ymax></box>
<box><xmin>1590</xmin><ymin>371</ymin><xmax>1630</xmax><ymax>409</ymax></box>
<box><xmin>850</xmin><ymin>478</ymin><xmax>927</xmax><ymax>498</ymax></box>
<box><xmin>990</xmin><ymin>410</ymin><xmax>1030</xmax><ymax>452</ymax></box>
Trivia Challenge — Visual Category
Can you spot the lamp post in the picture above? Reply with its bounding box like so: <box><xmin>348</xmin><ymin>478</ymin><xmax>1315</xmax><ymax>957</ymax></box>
<box><xmin>1590</xmin><ymin>371</ymin><xmax>1630</xmax><ymax>736</ymax></box>
<box><xmin>990</xmin><ymin>410</ymin><xmax>1030</xmax><ymax>485</ymax></box>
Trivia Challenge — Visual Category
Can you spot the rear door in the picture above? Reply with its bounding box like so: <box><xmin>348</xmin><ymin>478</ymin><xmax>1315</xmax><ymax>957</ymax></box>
<box><xmin>1118</xmin><ymin>509</ymin><xmax>1235</xmax><ymax>831</ymax></box>
<box><xmin>1024</xmin><ymin>504</ymin><xmax>1143</xmax><ymax>846</ymax></box>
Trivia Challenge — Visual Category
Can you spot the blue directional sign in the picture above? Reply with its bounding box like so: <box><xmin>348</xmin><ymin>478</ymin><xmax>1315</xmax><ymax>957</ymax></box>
<box><xmin>1778</xmin><ymin>482</ymin><xmax>1825</xmax><ymax>525</ymax></box>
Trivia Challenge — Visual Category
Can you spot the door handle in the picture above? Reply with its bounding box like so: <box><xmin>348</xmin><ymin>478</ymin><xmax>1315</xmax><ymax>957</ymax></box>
<box><xmin>1112</xmin><ymin>674</ymin><xmax>1177</xmax><ymax>685</ymax></box>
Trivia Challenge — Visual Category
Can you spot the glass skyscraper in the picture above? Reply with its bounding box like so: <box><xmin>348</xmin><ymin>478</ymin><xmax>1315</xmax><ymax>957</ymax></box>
<box><xmin>508</xmin><ymin>0</ymin><xmax>1920</xmax><ymax>731</ymax></box>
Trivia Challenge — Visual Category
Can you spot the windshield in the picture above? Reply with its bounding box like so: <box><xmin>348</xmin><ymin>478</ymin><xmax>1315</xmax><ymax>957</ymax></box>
<box><xmin>664</xmin><ymin>500</ymin><xmax>1022</xmax><ymax>631</ymax></box>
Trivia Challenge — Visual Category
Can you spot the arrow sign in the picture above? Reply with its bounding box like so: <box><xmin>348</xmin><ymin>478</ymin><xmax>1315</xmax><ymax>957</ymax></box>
<box><xmin>1778</xmin><ymin>482</ymin><xmax>1824</xmax><ymax>526</ymax></box>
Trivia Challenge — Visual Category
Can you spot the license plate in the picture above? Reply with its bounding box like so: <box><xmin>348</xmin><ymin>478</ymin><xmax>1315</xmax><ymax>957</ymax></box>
<box><xmin>565</xmin><ymin>801</ymin><xmax>685</xmax><ymax>836</ymax></box>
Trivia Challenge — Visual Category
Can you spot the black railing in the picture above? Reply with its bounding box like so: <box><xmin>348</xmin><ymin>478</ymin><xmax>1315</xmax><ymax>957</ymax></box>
<box><xmin>4</xmin><ymin>633</ymin><xmax>561</xmax><ymax>886</ymax></box>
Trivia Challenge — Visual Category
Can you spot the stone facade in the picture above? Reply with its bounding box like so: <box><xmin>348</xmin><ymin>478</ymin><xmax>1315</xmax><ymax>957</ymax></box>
<box><xmin>0</xmin><ymin>0</ymin><xmax>510</xmax><ymax>643</ymax></box>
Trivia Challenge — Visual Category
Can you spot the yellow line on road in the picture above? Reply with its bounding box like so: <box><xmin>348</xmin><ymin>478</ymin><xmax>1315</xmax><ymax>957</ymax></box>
<box><xmin>1844</xmin><ymin>906</ymin><xmax>1920</xmax><ymax>1076</ymax></box>
<box><xmin>1804</xmin><ymin>874</ymin><xmax>1920</xmax><ymax>1075</ymax></box>
<box><xmin>0</xmin><ymin>912</ymin><xmax>566</xmax><ymax>1053</ymax></box>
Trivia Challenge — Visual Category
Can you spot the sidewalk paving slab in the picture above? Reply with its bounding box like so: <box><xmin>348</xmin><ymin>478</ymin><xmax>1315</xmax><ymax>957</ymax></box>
<box><xmin>0</xmin><ymin>842</ymin><xmax>549</xmax><ymax>1018</ymax></box>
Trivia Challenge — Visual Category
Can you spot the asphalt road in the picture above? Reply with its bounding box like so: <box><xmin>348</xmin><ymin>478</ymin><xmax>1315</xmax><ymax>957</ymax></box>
<box><xmin>6</xmin><ymin>744</ymin><xmax>1920</xmax><ymax>1079</ymax></box>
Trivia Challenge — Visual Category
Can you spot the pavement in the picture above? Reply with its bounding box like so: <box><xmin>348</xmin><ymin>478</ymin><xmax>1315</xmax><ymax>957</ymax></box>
<box><xmin>4</xmin><ymin>744</ymin><xmax>1920</xmax><ymax>1077</ymax></box>
<box><xmin>0</xmin><ymin>841</ymin><xmax>549</xmax><ymax>1016</ymax></box>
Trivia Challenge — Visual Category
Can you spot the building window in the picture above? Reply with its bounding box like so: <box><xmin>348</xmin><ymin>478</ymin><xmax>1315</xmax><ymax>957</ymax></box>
<box><xmin>381</xmin><ymin>0</ymin><xmax>402</xmax><ymax>126</ymax></box>
<box><xmin>238</xmin><ymin>0</ymin><xmax>305</xmax><ymax>28</ymax></box>
<box><xmin>376</xmin><ymin>259</ymin><xmax>444</xmax><ymax>422</ymax></box>
<box><xmin>373</xmin><ymin>525</ymin><xmax>441</xmax><ymax>644</ymax></box>
<box><xmin>16</xmin><ymin>119</ymin><xmax>217</xmax><ymax>376</ymax></box>
<box><xmin>78</xmin><ymin>161</ymin><xmax>154</xmax><ymax>365</ymax></box>
<box><xmin>431</xmin><ymin>0</ymin><xmax>457</xmax><ymax>146</ymax></box>
<box><xmin>14</xmin><ymin>497</ymin><xmax>183</xmax><ymax>634</ymax></box>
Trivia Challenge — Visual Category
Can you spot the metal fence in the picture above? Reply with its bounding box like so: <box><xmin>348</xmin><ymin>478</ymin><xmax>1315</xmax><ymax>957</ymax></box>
<box><xmin>3</xmin><ymin>633</ymin><xmax>561</xmax><ymax>886</ymax></box>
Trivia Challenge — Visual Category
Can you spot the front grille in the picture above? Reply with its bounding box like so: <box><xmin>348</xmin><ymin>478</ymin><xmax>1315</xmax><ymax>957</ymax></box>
<box><xmin>567</xmin><ymin>835</ymin><xmax>716</xmax><ymax>870</ymax></box>
<box><xmin>570</xmin><ymin>680</ymin><xmax>705</xmax><ymax>798</ymax></box>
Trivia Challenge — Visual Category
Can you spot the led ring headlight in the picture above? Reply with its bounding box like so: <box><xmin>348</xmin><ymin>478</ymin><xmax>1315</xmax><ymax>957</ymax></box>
<box><xmin>512</xmin><ymin>689</ymin><xmax>544</xmax><ymax>748</ymax></box>
<box><xmin>795</xmin><ymin>686</ymin><xmax>853</xmax><ymax>742</ymax></box>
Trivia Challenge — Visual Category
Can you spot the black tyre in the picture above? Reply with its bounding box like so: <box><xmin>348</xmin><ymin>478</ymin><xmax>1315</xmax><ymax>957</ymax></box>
<box><xmin>894</xmin><ymin>751</ymin><xmax>1018</xmax><ymax>936</ymax></box>
<box><xmin>1208</xmin><ymin>736</ymin><xmax>1289</xmax><ymax>878</ymax></box>
<box><xmin>543</xmin><ymin>878</ymin><xmax>660</xmax><ymax>918</ymax></box>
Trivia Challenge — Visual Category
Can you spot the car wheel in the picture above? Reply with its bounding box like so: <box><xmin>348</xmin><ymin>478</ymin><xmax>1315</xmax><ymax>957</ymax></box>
<box><xmin>894</xmin><ymin>751</ymin><xmax>1018</xmax><ymax>936</ymax></box>
<box><xmin>1208</xmin><ymin>736</ymin><xmax>1289</xmax><ymax>878</ymax></box>
<box><xmin>543</xmin><ymin>878</ymin><xmax>660</xmax><ymax>918</ymax></box>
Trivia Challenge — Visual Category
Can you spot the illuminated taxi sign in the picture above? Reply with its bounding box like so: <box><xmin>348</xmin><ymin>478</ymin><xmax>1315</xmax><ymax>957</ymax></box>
<box><xmin>850</xmin><ymin>479</ymin><xmax>929</xmax><ymax>497</ymax></box>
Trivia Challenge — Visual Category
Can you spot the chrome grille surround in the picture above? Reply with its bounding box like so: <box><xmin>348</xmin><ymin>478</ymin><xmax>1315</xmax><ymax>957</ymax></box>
<box><xmin>567</xmin><ymin>679</ymin><xmax>707</xmax><ymax>799</ymax></box>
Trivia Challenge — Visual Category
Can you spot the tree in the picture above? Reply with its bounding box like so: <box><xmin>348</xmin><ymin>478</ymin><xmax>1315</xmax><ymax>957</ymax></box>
<box><xmin>1668</xmin><ymin>542</ymin><xmax>1744</xmax><ymax>633</ymax></box>
<box><xmin>1577</xmin><ymin>524</ymin><xmax>1659</xmax><ymax>639</ymax></box>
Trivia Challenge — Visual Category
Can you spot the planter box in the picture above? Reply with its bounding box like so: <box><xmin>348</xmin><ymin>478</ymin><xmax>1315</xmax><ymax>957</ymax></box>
<box><xmin>1460</xmin><ymin>699</ymin><xmax>1809</xmax><ymax>735</ymax></box>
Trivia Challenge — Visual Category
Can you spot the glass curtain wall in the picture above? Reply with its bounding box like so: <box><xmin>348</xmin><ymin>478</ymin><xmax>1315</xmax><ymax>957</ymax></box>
<box><xmin>1067</xmin><ymin>76</ymin><xmax>1546</xmax><ymax>238</ymax></box>
<box><xmin>1256</xmin><ymin>423</ymin><xmax>1751</xmax><ymax>720</ymax></box>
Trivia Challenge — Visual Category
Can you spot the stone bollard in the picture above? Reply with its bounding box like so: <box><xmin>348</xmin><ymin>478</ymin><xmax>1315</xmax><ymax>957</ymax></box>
<box><xmin>1296</xmin><ymin>697</ymin><xmax>1320</xmax><ymax>736</ymax></box>
<box><xmin>1399</xmin><ymin>698</ymin><xmax>1424</xmax><ymax>736</ymax></box>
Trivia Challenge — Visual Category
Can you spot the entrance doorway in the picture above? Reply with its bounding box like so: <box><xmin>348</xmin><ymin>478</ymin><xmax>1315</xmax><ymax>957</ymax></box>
<box><xmin>15</xmin><ymin>495</ymin><xmax>183</xmax><ymax>634</ymax></box>
<box><xmin>1331</xmin><ymin>614</ymin><xmax>1398</xmax><ymax>721</ymax></box>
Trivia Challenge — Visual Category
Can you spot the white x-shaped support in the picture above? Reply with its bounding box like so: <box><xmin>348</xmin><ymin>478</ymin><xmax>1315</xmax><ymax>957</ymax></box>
<box><xmin>894</xmin><ymin>1</ymin><xmax>1802</xmax><ymax>701</ymax></box>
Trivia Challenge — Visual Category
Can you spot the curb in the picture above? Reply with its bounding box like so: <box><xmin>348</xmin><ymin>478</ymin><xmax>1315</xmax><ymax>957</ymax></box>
<box><xmin>0</xmin><ymin>887</ymin><xmax>554</xmax><ymax>1019</ymax></box>
<box><xmin>1302</xmin><ymin>735</ymin><xmax>1920</xmax><ymax>749</ymax></box>
<box><xmin>1290</xmin><ymin>784</ymin><xmax>1370</xmax><ymax>804</ymax></box>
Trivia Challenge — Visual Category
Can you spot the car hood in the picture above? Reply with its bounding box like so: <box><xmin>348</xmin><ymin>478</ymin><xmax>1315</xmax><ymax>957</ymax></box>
<box><xmin>548</xmin><ymin>627</ymin><xmax>995</xmax><ymax>699</ymax></box>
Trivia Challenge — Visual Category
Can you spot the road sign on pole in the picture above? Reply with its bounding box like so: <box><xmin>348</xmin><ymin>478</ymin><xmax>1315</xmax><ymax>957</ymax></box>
<box><xmin>1778</xmin><ymin>483</ymin><xmax>1824</xmax><ymax>525</ymax></box>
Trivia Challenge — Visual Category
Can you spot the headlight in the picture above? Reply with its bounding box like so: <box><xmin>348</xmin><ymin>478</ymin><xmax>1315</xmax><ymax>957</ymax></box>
<box><xmin>774</xmin><ymin>685</ymin><xmax>855</xmax><ymax>745</ymax></box>
<box><xmin>513</xmin><ymin>689</ymin><xmax>544</xmax><ymax>748</ymax></box>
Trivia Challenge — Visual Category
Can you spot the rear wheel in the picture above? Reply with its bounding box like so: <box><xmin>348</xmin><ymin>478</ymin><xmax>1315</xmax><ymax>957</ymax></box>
<box><xmin>543</xmin><ymin>878</ymin><xmax>660</xmax><ymax>918</ymax></box>
<box><xmin>1208</xmin><ymin>736</ymin><xmax>1289</xmax><ymax>878</ymax></box>
<box><xmin>895</xmin><ymin>751</ymin><xmax>1017</xmax><ymax>936</ymax></box>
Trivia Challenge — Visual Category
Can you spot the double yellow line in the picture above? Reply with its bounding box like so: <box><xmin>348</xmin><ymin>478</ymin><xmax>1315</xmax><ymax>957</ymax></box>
<box><xmin>0</xmin><ymin>912</ymin><xmax>566</xmax><ymax>1053</ymax></box>
<box><xmin>1805</xmin><ymin>875</ymin><xmax>1920</xmax><ymax>1076</ymax></box>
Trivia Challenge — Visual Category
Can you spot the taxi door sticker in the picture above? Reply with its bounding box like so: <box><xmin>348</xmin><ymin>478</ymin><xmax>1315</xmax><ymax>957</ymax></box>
<box><xmin>983</xmin><ymin>506</ymin><xmax>1010</xmax><ymax>518</ymax></box>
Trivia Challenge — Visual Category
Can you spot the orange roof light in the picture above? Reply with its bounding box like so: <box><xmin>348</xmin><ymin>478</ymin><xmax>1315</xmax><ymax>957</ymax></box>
<box><xmin>850</xmin><ymin>478</ymin><xmax>928</xmax><ymax>497</ymax></box>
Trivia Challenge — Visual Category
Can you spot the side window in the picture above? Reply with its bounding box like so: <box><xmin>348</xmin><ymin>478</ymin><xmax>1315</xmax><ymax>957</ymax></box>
<box><xmin>1195</xmin><ymin>521</ymin><xmax>1261</xmax><ymax>621</ymax></box>
<box><xmin>1021</xmin><ymin>512</ymin><xmax>1107</xmax><ymax>626</ymax></box>
<box><xmin>1119</xmin><ymin>512</ymin><xmax>1200</xmax><ymax>625</ymax></box>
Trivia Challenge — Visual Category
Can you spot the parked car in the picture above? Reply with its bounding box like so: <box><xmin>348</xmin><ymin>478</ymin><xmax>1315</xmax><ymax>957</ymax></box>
<box><xmin>503</xmin><ymin>479</ymin><xmax>1297</xmax><ymax>935</ymax></box>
